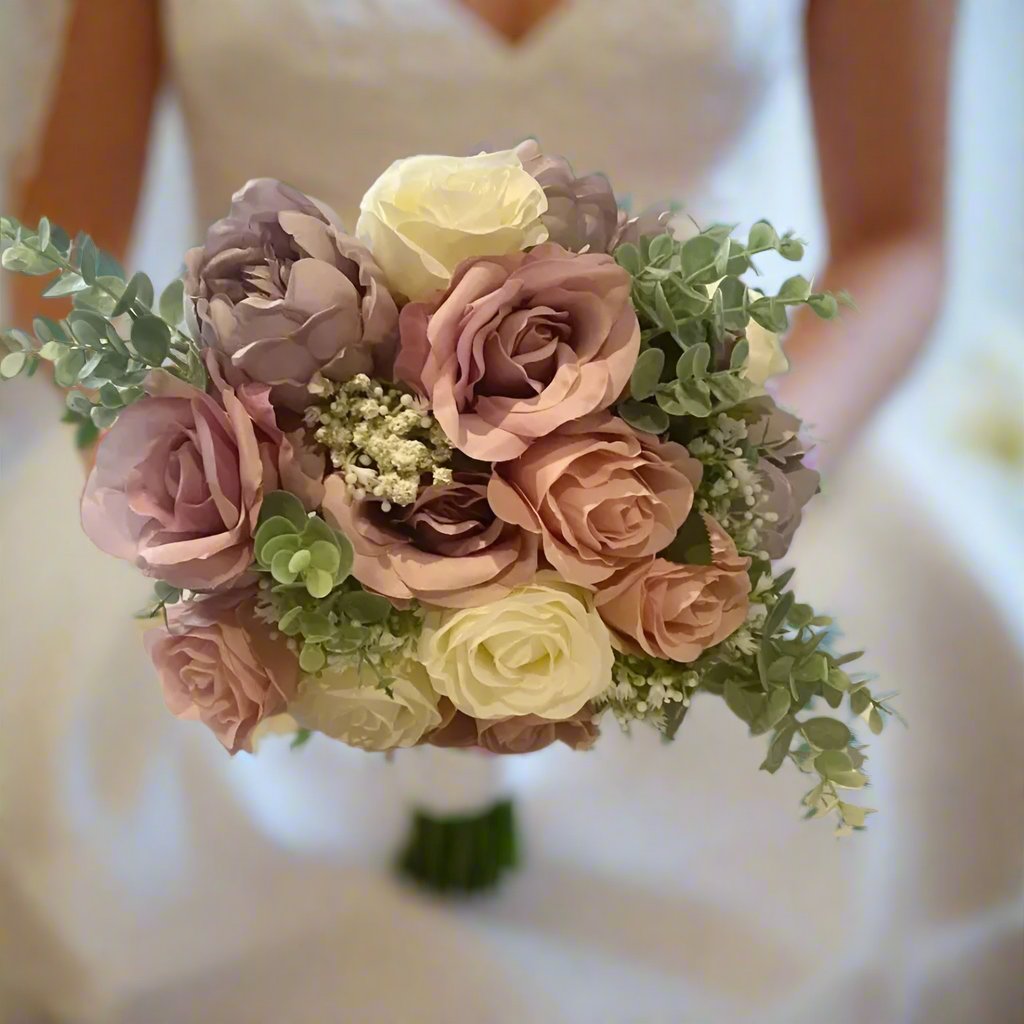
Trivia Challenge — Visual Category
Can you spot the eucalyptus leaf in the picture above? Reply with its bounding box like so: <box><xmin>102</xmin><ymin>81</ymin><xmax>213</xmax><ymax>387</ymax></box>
<box><xmin>680</xmin><ymin>235</ymin><xmax>722</xmax><ymax>284</ymax></box>
<box><xmin>760</xmin><ymin>720</ymin><xmax>798</xmax><ymax>773</ymax></box>
<box><xmin>724</xmin><ymin>681</ymin><xmax>764</xmax><ymax>727</ymax></box>
<box><xmin>299</xmin><ymin>644</ymin><xmax>326</xmax><ymax>673</ymax></box>
<box><xmin>630</xmin><ymin>347</ymin><xmax>664</xmax><ymax>400</ymax></box>
<box><xmin>0</xmin><ymin>351</ymin><xmax>27</xmax><ymax>379</ymax></box>
<box><xmin>647</xmin><ymin>233</ymin><xmax>675</xmax><ymax>263</ymax></box>
<box><xmin>111</xmin><ymin>273</ymin><xmax>142</xmax><ymax>317</ymax></box>
<box><xmin>159</xmin><ymin>278</ymin><xmax>185</xmax><ymax>324</ymax></box>
<box><xmin>654</xmin><ymin>283</ymin><xmax>676</xmax><ymax>333</ymax></box>
<box><xmin>748</xmin><ymin>220</ymin><xmax>778</xmax><ymax>250</ymax></box>
<box><xmin>41</xmin><ymin>271</ymin><xmax>88</xmax><ymax>297</ymax></box>
<box><xmin>779</xmin><ymin>238</ymin><xmax>805</xmax><ymax>261</ymax></box>
<box><xmin>618</xmin><ymin>400</ymin><xmax>669</xmax><ymax>435</ymax></box>
<box><xmin>660</xmin><ymin>507</ymin><xmax>712</xmax><ymax>566</ymax></box>
<box><xmin>808</xmin><ymin>293</ymin><xmax>839</xmax><ymax>319</ymax></box>
<box><xmin>130</xmin><ymin>315</ymin><xmax>171</xmax><ymax>366</ymax></box>
<box><xmin>729</xmin><ymin>339</ymin><xmax>750</xmax><ymax>370</ymax></box>
<box><xmin>754</xmin><ymin>688</ymin><xmax>792</xmax><ymax>734</ymax></box>
<box><xmin>814</xmin><ymin>749</ymin><xmax>854</xmax><ymax>781</ymax></box>
<box><xmin>54</xmin><ymin>348</ymin><xmax>86</xmax><ymax>387</ymax></box>
<box><xmin>614</xmin><ymin>243</ymin><xmax>642</xmax><ymax>276</ymax></box>
<box><xmin>801</xmin><ymin>717</ymin><xmax>852</xmax><ymax>751</ymax></box>
<box><xmin>778</xmin><ymin>275</ymin><xmax>811</xmax><ymax>302</ymax></box>
<box><xmin>89</xmin><ymin>405</ymin><xmax>118</xmax><ymax>429</ymax></box>
<box><xmin>77</xmin><ymin>236</ymin><xmax>98</xmax><ymax>283</ymax></box>
<box><xmin>339</xmin><ymin>590</ymin><xmax>392</xmax><ymax>624</ymax></box>
<box><xmin>38</xmin><ymin>340</ymin><xmax>66</xmax><ymax>361</ymax></box>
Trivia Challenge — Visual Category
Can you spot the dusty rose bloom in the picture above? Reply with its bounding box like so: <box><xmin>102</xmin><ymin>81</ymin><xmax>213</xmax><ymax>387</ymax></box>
<box><xmin>596</xmin><ymin>517</ymin><xmax>751</xmax><ymax>663</ymax></box>
<box><xmin>322</xmin><ymin>471</ymin><xmax>538</xmax><ymax>607</ymax></box>
<box><xmin>515</xmin><ymin>140</ymin><xmax>620</xmax><ymax>253</ymax></box>
<box><xmin>81</xmin><ymin>354</ymin><xmax>323</xmax><ymax>591</ymax></box>
<box><xmin>145</xmin><ymin>591</ymin><xmax>299</xmax><ymax>754</ymax></box>
<box><xmin>488</xmin><ymin>413</ymin><xmax>702</xmax><ymax>586</ymax></box>
<box><xmin>184</xmin><ymin>178</ymin><xmax>398</xmax><ymax>411</ymax></box>
<box><xmin>395</xmin><ymin>243</ymin><xmax>640</xmax><ymax>461</ymax></box>
<box><xmin>426</xmin><ymin>702</ymin><xmax>600</xmax><ymax>754</ymax></box>
<box><xmin>746</xmin><ymin>398</ymin><xmax>820</xmax><ymax>559</ymax></box>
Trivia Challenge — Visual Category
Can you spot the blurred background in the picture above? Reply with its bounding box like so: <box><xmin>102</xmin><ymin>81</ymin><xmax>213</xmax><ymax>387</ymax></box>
<box><xmin>1</xmin><ymin>1</ymin><xmax>1021</xmax><ymax>1022</ymax></box>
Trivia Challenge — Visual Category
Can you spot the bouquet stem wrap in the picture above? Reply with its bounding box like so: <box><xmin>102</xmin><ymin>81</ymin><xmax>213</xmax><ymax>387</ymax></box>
<box><xmin>393</xmin><ymin>747</ymin><xmax>518</xmax><ymax>893</ymax></box>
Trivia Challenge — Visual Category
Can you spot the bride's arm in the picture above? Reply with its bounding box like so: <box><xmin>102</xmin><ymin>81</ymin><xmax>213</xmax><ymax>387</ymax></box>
<box><xmin>773</xmin><ymin>0</ymin><xmax>956</xmax><ymax>465</ymax></box>
<box><xmin>7</xmin><ymin>0</ymin><xmax>162</xmax><ymax>364</ymax></box>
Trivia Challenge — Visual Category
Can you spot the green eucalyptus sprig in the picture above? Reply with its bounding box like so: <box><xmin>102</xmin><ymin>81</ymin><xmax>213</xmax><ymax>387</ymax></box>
<box><xmin>659</xmin><ymin>566</ymin><xmax>900</xmax><ymax>834</ymax></box>
<box><xmin>613</xmin><ymin>222</ymin><xmax>851</xmax><ymax>436</ymax></box>
<box><xmin>0</xmin><ymin>215</ymin><xmax>203</xmax><ymax>432</ymax></box>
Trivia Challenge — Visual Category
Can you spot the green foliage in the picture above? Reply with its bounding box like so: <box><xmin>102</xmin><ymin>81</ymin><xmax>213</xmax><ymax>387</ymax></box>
<box><xmin>613</xmin><ymin>221</ymin><xmax>849</xmax><ymax>433</ymax></box>
<box><xmin>253</xmin><ymin>492</ymin><xmax>353</xmax><ymax>599</ymax></box>
<box><xmin>659</xmin><ymin>507</ymin><xmax>712</xmax><ymax>566</ymax></box>
<box><xmin>0</xmin><ymin>215</ymin><xmax>204</xmax><ymax>433</ymax></box>
<box><xmin>257</xmin><ymin>573</ymin><xmax>422</xmax><ymax>688</ymax></box>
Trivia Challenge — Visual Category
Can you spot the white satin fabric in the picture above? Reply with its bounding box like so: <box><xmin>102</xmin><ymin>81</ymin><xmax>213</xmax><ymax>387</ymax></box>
<box><xmin>1</xmin><ymin>1</ymin><xmax>1022</xmax><ymax>1021</ymax></box>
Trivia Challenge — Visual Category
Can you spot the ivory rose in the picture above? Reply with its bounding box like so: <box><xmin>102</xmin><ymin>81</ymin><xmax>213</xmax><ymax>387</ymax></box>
<box><xmin>419</xmin><ymin>573</ymin><xmax>614</xmax><ymax>720</ymax></box>
<box><xmin>290</xmin><ymin>659</ymin><xmax>443</xmax><ymax>752</ymax></box>
<box><xmin>356</xmin><ymin>149</ymin><xmax>548</xmax><ymax>301</ymax></box>
<box><xmin>597</xmin><ymin>517</ymin><xmax>752</xmax><ymax>662</ymax></box>
<box><xmin>145</xmin><ymin>592</ymin><xmax>299</xmax><ymax>754</ymax></box>
<box><xmin>488</xmin><ymin>413</ymin><xmax>703</xmax><ymax>586</ymax></box>
<box><xmin>323</xmin><ymin>471</ymin><xmax>538</xmax><ymax>608</ymax></box>
<box><xmin>184</xmin><ymin>178</ymin><xmax>398</xmax><ymax>411</ymax></box>
<box><xmin>396</xmin><ymin>243</ymin><xmax>640</xmax><ymax>461</ymax></box>
<box><xmin>81</xmin><ymin>354</ymin><xmax>323</xmax><ymax>591</ymax></box>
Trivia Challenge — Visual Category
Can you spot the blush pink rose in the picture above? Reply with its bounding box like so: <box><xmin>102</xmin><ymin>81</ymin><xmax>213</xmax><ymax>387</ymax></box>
<box><xmin>596</xmin><ymin>517</ymin><xmax>752</xmax><ymax>663</ymax></box>
<box><xmin>81</xmin><ymin>354</ymin><xmax>323</xmax><ymax>591</ymax></box>
<box><xmin>395</xmin><ymin>243</ymin><xmax>640</xmax><ymax>461</ymax></box>
<box><xmin>145</xmin><ymin>591</ymin><xmax>298</xmax><ymax>754</ymax></box>
<box><xmin>323</xmin><ymin>471</ymin><xmax>538</xmax><ymax>608</ymax></box>
<box><xmin>488</xmin><ymin>413</ymin><xmax>702</xmax><ymax>586</ymax></box>
<box><xmin>425</xmin><ymin>702</ymin><xmax>600</xmax><ymax>754</ymax></box>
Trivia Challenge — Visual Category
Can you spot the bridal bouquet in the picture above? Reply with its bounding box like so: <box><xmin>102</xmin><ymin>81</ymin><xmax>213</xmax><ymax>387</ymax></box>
<box><xmin>0</xmin><ymin>142</ymin><xmax>898</xmax><ymax>888</ymax></box>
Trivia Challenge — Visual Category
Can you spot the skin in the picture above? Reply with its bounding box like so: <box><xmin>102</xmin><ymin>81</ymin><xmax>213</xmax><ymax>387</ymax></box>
<box><xmin>8</xmin><ymin>0</ymin><xmax>956</xmax><ymax>467</ymax></box>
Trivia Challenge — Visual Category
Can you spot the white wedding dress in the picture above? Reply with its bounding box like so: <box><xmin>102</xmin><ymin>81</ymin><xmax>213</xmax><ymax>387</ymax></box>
<box><xmin>2</xmin><ymin>2</ymin><xmax>1022</xmax><ymax>1022</ymax></box>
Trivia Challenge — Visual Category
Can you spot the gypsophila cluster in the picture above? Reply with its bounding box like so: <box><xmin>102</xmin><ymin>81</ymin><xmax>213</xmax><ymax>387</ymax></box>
<box><xmin>688</xmin><ymin>413</ymin><xmax>774</xmax><ymax>558</ymax></box>
<box><xmin>307</xmin><ymin>373</ymin><xmax>453</xmax><ymax>508</ymax></box>
<box><xmin>597</xmin><ymin>652</ymin><xmax>699</xmax><ymax>730</ymax></box>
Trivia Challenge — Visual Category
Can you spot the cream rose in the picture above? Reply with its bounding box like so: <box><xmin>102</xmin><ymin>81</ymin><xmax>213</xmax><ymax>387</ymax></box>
<box><xmin>706</xmin><ymin>281</ymin><xmax>787</xmax><ymax>385</ymax></box>
<box><xmin>419</xmin><ymin>573</ymin><xmax>614</xmax><ymax>721</ymax></box>
<box><xmin>290</xmin><ymin>660</ymin><xmax>443</xmax><ymax>752</ymax></box>
<box><xmin>743</xmin><ymin>316</ymin><xmax>788</xmax><ymax>385</ymax></box>
<box><xmin>356</xmin><ymin>149</ymin><xmax>548</xmax><ymax>301</ymax></box>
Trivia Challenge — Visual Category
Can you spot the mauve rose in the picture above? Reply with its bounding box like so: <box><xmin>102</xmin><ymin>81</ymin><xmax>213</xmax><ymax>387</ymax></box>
<box><xmin>515</xmin><ymin>140</ymin><xmax>620</xmax><ymax>253</ymax></box>
<box><xmin>185</xmin><ymin>178</ymin><xmax>398</xmax><ymax>411</ymax></box>
<box><xmin>746</xmin><ymin>399</ymin><xmax>820</xmax><ymax>559</ymax></box>
<box><xmin>426</xmin><ymin>702</ymin><xmax>600</xmax><ymax>754</ymax></box>
<box><xmin>323</xmin><ymin>471</ymin><xmax>538</xmax><ymax>607</ymax></box>
<box><xmin>145</xmin><ymin>591</ymin><xmax>298</xmax><ymax>754</ymax></box>
<box><xmin>488</xmin><ymin>413</ymin><xmax>703</xmax><ymax>586</ymax></box>
<box><xmin>597</xmin><ymin>517</ymin><xmax>751</xmax><ymax>662</ymax></box>
<box><xmin>81</xmin><ymin>354</ymin><xmax>324</xmax><ymax>591</ymax></box>
<box><xmin>396</xmin><ymin>243</ymin><xmax>640</xmax><ymax>461</ymax></box>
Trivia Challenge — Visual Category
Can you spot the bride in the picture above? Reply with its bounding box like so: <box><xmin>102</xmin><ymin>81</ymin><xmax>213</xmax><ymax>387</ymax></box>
<box><xmin>4</xmin><ymin>2</ymin><xmax>1020</xmax><ymax>1022</ymax></box>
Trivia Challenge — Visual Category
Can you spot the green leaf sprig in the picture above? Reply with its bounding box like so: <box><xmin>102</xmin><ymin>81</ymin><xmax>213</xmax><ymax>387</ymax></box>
<box><xmin>614</xmin><ymin>221</ymin><xmax>851</xmax><ymax>436</ymax></box>
<box><xmin>0</xmin><ymin>215</ymin><xmax>203</xmax><ymax>433</ymax></box>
